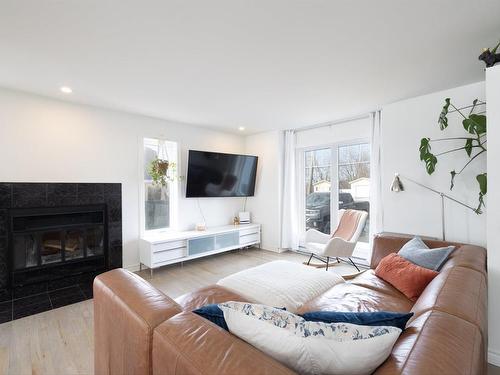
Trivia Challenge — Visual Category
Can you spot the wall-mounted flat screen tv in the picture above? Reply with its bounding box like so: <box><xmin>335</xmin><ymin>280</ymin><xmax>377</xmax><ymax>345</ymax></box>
<box><xmin>186</xmin><ymin>150</ymin><xmax>258</xmax><ymax>197</ymax></box>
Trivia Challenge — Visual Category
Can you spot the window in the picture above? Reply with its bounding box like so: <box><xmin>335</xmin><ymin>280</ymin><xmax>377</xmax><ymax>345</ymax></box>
<box><xmin>338</xmin><ymin>143</ymin><xmax>370</xmax><ymax>243</ymax></box>
<box><xmin>305</xmin><ymin>148</ymin><xmax>332</xmax><ymax>235</ymax></box>
<box><xmin>142</xmin><ymin>138</ymin><xmax>178</xmax><ymax>233</ymax></box>
<box><xmin>302</xmin><ymin>141</ymin><xmax>370</xmax><ymax>244</ymax></box>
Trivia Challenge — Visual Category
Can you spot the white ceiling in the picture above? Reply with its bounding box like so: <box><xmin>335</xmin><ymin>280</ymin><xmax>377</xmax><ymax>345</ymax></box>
<box><xmin>1</xmin><ymin>1</ymin><xmax>499</xmax><ymax>134</ymax></box>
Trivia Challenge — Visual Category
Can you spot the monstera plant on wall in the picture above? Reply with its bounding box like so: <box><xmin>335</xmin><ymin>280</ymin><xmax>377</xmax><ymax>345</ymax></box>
<box><xmin>419</xmin><ymin>98</ymin><xmax>487</xmax><ymax>214</ymax></box>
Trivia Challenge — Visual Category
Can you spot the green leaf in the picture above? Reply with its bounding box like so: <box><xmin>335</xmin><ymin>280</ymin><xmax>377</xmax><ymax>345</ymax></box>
<box><xmin>470</xmin><ymin>114</ymin><xmax>486</xmax><ymax>135</ymax></box>
<box><xmin>492</xmin><ymin>40</ymin><xmax>500</xmax><ymax>54</ymax></box>
<box><xmin>477</xmin><ymin>173</ymin><xmax>487</xmax><ymax>195</ymax></box>
<box><xmin>463</xmin><ymin>114</ymin><xmax>487</xmax><ymax>135</ymax></box>
<box><xmin>462</xmin><ymin>118</ymin><xmax>476</xmax><ymax>134</ymax></box>
<box><xmin>438</xmin><ymin>98</ymin><xmax>451</xmax><ymax>130</ymax></box>
<box><xmin>419</xmin><ymin>138</ymin><xmax>431</xmax><ymax>160</ymax></box>
<box><xmin>450</xmin><ymin>170</ymin><xmax>456</xmax><ymax>190</ymax></box>
<box><xmin>464</xmin><ymin>138</ymin><xmax>474</xmax><ymax>157</ymax></box>
<box><xmin>423</xmin><ymin>153</ymin><xmax>437</xmax><ymax>174</ymax></box>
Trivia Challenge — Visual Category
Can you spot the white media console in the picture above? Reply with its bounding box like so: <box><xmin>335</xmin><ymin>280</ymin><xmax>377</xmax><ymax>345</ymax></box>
<box><xmin>139</xmin><ymin>223</ymin><xmax>261</xmax><ymax>275</ymax></box>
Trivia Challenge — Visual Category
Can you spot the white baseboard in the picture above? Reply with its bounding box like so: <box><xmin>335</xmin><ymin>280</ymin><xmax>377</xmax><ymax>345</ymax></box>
<box><xmin>125</xmin><ymin>263</ymin><xmax>141</xmax><ymax>272</ymax></box>
<box><xmin>489</xmin><ymin>350</ymin><xmax>500</xmax><ymax>366</ymax></box>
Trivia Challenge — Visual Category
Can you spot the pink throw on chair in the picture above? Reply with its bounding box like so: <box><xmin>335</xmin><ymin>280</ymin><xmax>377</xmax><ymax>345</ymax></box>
<box><xmin>331</xmin><ymin>209</ymin><xmax>363</xmax><ymax>241</ymax></box>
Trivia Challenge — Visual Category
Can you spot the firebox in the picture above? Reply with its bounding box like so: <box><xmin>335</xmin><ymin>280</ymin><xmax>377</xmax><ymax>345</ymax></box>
<box><xmin>0</xmin><ymin>182</ymin><xmax>122</xmax><ymax>322</ymax></box>
<box><xmin>9</xmin><ymin>205</ymin><xmax>107</xmax><ymax>287</ymax></box>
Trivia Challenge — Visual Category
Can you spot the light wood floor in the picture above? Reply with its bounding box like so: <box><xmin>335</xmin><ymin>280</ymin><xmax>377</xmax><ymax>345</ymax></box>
<box><xmin>0</xmin><ymin>248</ymin><xmax>497</xmax><ymax>375</ymax></box>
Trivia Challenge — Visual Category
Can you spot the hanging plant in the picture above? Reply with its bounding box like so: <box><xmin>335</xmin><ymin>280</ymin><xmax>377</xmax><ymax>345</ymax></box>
<box><xmin>148</xmin><ymin>158</ymin><xmax>177</xmax><ymax>186</ymax></box>
<box><xmin>418</xmin><ymin>98</ymin><xmax>487</xmax><ymax>214</ymax></box>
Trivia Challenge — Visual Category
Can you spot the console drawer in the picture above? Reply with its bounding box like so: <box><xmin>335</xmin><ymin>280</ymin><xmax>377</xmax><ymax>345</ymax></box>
<box><xmin>153</xmin><ymin>248</ymin><xmax>187</xmax><ymax>264</ymax></box>
<box><xmin>239</xmin><ymin>227</ymin><xmax>260</xmax><ymax>236</ymax></box>
<box><xmin>152</xmin><ymin>240</ymin><xmax>187</xmax><ymax>253</ymax></box>
<box><xmin>240</xmin><ymin>233</ymin><xmax>260</xmax><ymax>245</ymax></box>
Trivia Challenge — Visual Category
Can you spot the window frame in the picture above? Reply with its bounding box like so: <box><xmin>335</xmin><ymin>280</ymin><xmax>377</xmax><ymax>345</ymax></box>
<box><xmin>139</xmin><ymin>136</ymin><xmax>180</xmax><ymax>236</ymax></box>
<box><xmin>297</xmin><ymin>138</ymin><xmax>370</xmax><ymax>241</ymax></box>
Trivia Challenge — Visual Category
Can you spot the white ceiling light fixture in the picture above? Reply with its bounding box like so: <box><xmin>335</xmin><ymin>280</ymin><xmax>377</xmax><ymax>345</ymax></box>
<box><xmin>60</xmin><ymin>86</ymin><xmax>72</xmax><ymax>94</ymax></box>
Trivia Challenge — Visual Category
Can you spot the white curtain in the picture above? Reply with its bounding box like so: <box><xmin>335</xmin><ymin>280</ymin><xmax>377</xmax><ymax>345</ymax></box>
<box><xmin>369</xmin><ymin>111</ymin><xmax>383</xmax><ymax>247</ymax></box>
<box><xmin>281</xmin><ymin>130</ymin><xmax>300</xmax><ymax>250</ymax></box>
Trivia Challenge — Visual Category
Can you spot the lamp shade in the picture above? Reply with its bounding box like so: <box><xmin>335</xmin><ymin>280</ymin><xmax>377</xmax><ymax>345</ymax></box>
<box><xmin>390</xmin><ymin>173</ymin><xmax>404</xmax><ymax>192</ymax></box>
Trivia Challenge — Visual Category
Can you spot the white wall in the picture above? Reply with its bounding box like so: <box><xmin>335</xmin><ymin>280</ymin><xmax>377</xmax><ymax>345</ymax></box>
<box><xmin>0</xmin><ymin>88</ymin><xmax>245</xmax><ymax>269</ymax></box>
<box><xmin>296</xmin><ymin>117</ymin><xmax>370</xmax><ymax>149</ymax></box>
<box><xmin>381</xmin><ymin>81</ymin><xmax>486</xmax><ymax>246</ymax></box>
<box><xmin>486</xmin><ymin>64</ymin><xmax>500</xmax><ymax>365</ymax></box>
<box><xmin>245</xmin><ymin>131</ymin><xmax>283</xmax><ymax>252</ymax></box>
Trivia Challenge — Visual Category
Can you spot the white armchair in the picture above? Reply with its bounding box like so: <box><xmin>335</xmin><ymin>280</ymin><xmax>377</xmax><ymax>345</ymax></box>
<box><xmin>304</xmin><ymin>209</ymin><xmax>368</xmax><ymax>271</ymax></box>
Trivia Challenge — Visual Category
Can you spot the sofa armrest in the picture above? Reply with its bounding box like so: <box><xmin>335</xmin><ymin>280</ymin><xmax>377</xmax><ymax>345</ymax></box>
<box><xmin>94</xmin><ymin>269</ymin><xmax>183</xmax><ymax>375</ymax></box>
<box><xmin>152</xmin><ymin>312</ymin><xmax>296</xmax><ymax>375</ymax></box>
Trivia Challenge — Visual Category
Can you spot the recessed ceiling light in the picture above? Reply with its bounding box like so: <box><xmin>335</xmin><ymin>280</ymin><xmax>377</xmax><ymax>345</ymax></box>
<box><xmin>60</xmin><ymin>86</ymin><xmax>72</xmax><ymax>94</ymax></box>
<box><xmin>238</xmin><ymin>126</ymin><xmax>245</xmax><ymax>131</ymax></box>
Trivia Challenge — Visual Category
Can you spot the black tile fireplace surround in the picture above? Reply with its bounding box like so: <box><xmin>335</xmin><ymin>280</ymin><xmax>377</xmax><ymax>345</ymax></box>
<box><xmin>0</xmin><ymin>183</ymin><xmax>122</xmax><ymax>322</ymax></box>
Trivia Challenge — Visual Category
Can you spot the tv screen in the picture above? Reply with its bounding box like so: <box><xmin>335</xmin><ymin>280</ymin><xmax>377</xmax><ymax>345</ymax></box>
<box><xmin>186</xmin><ymin>150</ymin><xmax>258</xmax><ymax>197</ymax></box>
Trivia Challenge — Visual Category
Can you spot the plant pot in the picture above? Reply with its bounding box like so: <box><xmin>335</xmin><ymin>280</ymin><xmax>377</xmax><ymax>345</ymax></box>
<box><xmin>157</xmin><ymin>161</ymin><xmax>169</xmax><ymax>174</ymax></box>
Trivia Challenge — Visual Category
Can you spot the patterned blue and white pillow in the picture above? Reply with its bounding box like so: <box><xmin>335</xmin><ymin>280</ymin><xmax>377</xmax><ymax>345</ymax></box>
<box><xmin>219</xmin><ymin>301</ymin><xmax>402</xmax><ymax>375</ymax></box>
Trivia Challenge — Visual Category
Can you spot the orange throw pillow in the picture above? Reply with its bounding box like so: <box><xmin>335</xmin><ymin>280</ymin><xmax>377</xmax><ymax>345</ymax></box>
<box><xmin>375</xmin><ymin>253</ymin><xmax>439</xmax><ymax>301</ymax></box>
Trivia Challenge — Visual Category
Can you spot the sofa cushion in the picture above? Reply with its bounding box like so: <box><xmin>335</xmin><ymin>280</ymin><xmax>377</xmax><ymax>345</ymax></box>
<box><xmin>175</xmin><ymin>285</ymin><xmax>247</xmax><ymax>311</ymax></box>
<box><xmin>410</xmin><ymin>266</ymin><xmax>487</xmax><ymax>331</ymax></box>
<box><xmin>440</xmin><ymin>244</ymin><xmax>487</xmax><ymax>275</ymax></box>
<box><xmin>397</xmin><ymin>237</ymin><xmax>454</xmax><ymax>271</ymax></box>
<box><xmin>193</xmin><ymin>303</ymin><xmax>230</xmax><ymax>331</ymax></box>
<box><xmin>375</xmin><ymin>253</ymin><xmax>438</xmax><ymax>302</ymax></box>
<box><xmin>373</xmin><ymin>311</ymin><xmax>484</xmax><ymax>375</ymax></box>
<box><xmin>297</xmin><ymin>282</ymin><xmax>413</xmax><ymax>315</ymax></box>
<box><xmin>217</xmin><ymin>260</ymin><xmax>344</xmax><ymax>313</ymax></box>
<box><xmin>220</xmin><ymin>301</ymin><xmax>401</xmax><ymax>375</ymax></box>
<box><xmin>301</xmin><ymin>311</ymin><xmax>414</xmax><ymax>330</ymax></box>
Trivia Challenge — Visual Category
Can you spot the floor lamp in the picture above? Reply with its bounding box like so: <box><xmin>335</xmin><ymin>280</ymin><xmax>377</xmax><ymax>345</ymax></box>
<box><xmin>390</xmin><ymin>173</ymin><xmax>477</xmax><ymax>241</ymax></box>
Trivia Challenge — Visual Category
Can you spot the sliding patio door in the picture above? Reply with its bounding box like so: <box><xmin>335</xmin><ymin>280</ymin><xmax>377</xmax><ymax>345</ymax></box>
<box><xmin>300</xmin><ymin>141</ymin><xmax>371</xmax><ymax>255</ymax></box>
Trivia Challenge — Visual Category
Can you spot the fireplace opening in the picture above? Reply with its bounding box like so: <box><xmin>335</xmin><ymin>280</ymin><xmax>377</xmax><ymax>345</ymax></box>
<box><xmin>9</xmin><ymin>205</ymin><xmax>107</xmax><ymax>287</ymax></box>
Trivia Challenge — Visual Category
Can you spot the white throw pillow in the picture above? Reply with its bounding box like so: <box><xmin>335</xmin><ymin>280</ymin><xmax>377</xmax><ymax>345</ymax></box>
<box><xmin>219</xmin><ymin>301</ymin><xmax>401</xmax><ymax>375</ymax></box>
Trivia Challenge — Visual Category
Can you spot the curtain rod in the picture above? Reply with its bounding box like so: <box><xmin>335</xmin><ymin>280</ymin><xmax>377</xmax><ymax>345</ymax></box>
<box><xmin>292</xmin><ymin>110</ymin><xmax>380</xmax><ymax>134</ymax></box>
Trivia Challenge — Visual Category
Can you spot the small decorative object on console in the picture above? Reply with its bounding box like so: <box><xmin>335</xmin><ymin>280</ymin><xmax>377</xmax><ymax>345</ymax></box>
<box><xmin>238</xmin><ymin>211</ymin><xmax>251</xmax><ymax>224</ymax></box>
<box><xmin>195</xmin><ymin>222</ymin><xmax>206</xmax><ymax>231</ymax></box>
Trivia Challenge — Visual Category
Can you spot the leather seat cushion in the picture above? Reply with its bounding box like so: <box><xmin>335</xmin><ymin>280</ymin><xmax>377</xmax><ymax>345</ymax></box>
<box><xmin>374</xmin><ymin>310</ymin><xmax>484</xmax><ymax>375</ymax></box>
<box><xmin>175</xmin><ymin>285</ymin><xmax>248</xmax><ymax>311</ymax></box>
<box><xmin>296</xmin><ymin>282</ymin><xmax>413</xmax><ymax>315</ymax></box>
<box><xmin>410</xmin><ymin>266</ymin><xmax>487</xmax><ymax>331</ymax></box>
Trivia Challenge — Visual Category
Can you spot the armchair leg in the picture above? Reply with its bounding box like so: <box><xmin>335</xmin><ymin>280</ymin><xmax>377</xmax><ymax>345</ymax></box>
<box><xmin>336</xmin><ymin>257</ymin><xmax>340</xmax><ymax>263</ymax></box>
<box><xmin>307</xmin><ymin>253</ymin><xmax>314</xmax><ymax>265</ymax></box>
<box><xmin>326</xmin><ymin>256</ymin><xmax>329</xmax><ymax>271</ymax></box>
<box><xmin>348</xmin><ymin>257</ymin><xmax>360</xmax><ymax>272</ymax></box>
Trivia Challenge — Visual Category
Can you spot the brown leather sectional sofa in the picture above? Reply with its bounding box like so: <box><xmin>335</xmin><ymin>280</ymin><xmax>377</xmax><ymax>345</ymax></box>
<box><xmin>93</xmin><ymin>234</ymin><xmax>487</xmax><ymax>375</ymax></box>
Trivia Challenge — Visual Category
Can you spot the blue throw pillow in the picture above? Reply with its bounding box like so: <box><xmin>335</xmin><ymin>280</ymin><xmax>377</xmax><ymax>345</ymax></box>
<box><xmin>195</xmin><ymin>304</ymin><xmax>413</xmax><ymax>331</ymax></box>
<box><xmin>398</xmin><ymin>237</ymin><xmax>455</xmax><ymax>271</ymax></box>
<box><xmin>193</xmin><ymin>304</ymin><xmax>229</xmax><ymax>331</ymax></box>
<box><xmin>193</xmin><ymin>304</ymin><xmax>288</xmax><ymax>331</ymax></box>
<box><xmin>300</xmin><ymin>311</ymin><xmax>414</xmax><ymax>330</ymax></box>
